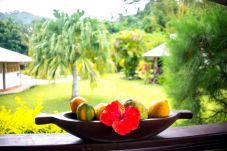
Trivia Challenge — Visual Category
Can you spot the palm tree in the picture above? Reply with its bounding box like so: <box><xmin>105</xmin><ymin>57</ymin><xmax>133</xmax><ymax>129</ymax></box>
<box><xmin>30</xmin><ymin>10</ymin><xmax>112</xmax><ymax>98</ymax></box>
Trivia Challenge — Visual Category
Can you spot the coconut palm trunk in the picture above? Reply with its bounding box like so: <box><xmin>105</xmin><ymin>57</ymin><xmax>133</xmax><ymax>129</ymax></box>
<box><xmin>72</xmin><ymin>64</ymin><xmax>79</xmax><ymax>98</ymax></box>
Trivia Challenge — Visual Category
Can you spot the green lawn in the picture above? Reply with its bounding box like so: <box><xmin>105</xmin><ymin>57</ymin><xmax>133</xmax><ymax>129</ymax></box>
<box><xmin>0</xmin><ymin>73</ymin><xmax>168</xmax><ymax>113</ymax></box>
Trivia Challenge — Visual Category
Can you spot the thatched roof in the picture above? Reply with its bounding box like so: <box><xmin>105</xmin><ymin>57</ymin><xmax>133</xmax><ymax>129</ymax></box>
<box><xmin>0</xmin><ymin>47</ymin><xmax>32</xmax><ymax>63</ymax></box>
<box><xmin>143</xmin><ymin>43</ymin><xmax>169</xmax><ymax>58</ymax></box>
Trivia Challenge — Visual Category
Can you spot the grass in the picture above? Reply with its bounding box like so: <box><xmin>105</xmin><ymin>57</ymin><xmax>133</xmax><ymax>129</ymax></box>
<box><xmin>0</xmin><ymin>73</ymin><xmax>168</xmax><ymax>113</ymax></box>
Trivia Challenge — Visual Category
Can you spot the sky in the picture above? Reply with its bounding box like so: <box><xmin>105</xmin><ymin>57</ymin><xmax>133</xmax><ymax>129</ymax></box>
<box><xmin>0</xmin><ymin>0</ymin><xmax>149</xmax><ymax>20</ymax></box>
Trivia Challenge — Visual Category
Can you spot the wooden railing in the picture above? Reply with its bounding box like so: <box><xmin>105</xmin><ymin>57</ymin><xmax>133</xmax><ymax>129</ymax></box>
<box><xmin>210</xmin><ymin>0</ymin><xmax>227</xmax><ymax>6</ymax></box>
<box><xmin>0</xmin><ymin>122</ymin><xmax>226</xmax><ymax>151</ymax></box>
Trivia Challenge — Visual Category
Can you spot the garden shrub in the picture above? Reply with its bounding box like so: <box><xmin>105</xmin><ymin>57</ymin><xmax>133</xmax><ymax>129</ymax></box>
<box><xmin>113</xmin><ymin>29</ymin><xmax>147</xmax><ymax>79</ymax></box>
<box><xmin>0</xmin><ymin>96</ymin><xmax>64</xmax><ymax>134</ymax></box>
<box><xmin>137</xmin><ymin>60</ymin><xmax>154</xmax><ymax>84</ymax></box>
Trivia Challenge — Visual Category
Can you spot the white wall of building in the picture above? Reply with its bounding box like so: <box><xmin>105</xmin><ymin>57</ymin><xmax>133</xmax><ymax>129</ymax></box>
<box><xmin>5</xmin><ymin>72</ymin><xmax>21</xmax><ymax>89</ymax></box>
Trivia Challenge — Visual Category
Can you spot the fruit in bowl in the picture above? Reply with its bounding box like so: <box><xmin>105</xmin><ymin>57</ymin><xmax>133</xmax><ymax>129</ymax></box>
<box><xmin>70</xmin><ymin>96</ymin><xmax>87</xmax><ymax>113</ymax></box>
<box><xmin>71</xmin><ymin>99</ymin><xmax>171</xmax><ymax>135</ymax></box>
<box><xmin>94</xmin><ymin>103</ymin><xmax>108</xmax><ymax>120</ymax></box>
<box><xmin>124</xmin><ymin>99</ymin><xmax>148</xmax><ymax>120</ymax></box>
<box><xmin>35</xmin><ymin>97</ymin><xmax>193</xmax><ymax>142</ymax></box>
<box><xmin>77</xmin><ymin>102</ymin><xmax>95</xmax><ymax>121</ymax></box>
<box><xmin>148</xmin><ymin>100</ymin><xmax>170</xmax><ymax>118</ymax></box>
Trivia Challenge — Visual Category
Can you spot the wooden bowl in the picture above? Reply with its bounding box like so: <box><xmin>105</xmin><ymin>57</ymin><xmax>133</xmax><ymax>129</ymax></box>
<box><xmin>35</xmin><ymin>110</ymin><xmax>192</xmax><ymax>142</ymax></box>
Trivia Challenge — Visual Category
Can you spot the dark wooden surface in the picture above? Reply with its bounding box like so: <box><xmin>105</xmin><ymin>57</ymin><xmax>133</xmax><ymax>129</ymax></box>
<box><xmin>0</xmin><ymin>122</ymin><xmax>227</xmax><ymax>151</ymax></box>
<box><xmin>209</xmin><ymin>0</ymin><xmax>227</xmax><ymax>6</ymax></box>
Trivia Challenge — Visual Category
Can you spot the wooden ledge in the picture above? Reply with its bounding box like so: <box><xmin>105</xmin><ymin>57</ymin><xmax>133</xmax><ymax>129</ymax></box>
<box><xmin>209</xmin><ymin>0</ymin><xmax>227</xmax><ymax>6</ymax></box>
<box><xmin>0</xmin><ymin>123</ymin><xmax>227</xmax><ymax>151</ymax></box>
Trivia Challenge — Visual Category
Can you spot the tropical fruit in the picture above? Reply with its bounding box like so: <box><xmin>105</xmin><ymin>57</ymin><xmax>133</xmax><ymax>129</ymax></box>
<box><xmin>70</xmin><ymin>96</ymin><xmax>87</xmax><ymax>113</ymax></box>
<box><xmin>94</xmin><ymin>103</ymin><xmax>108</xmax><ymax>120</ymax></box>
<box><xmin>76</xmin><ymin>102</ymin><xmax>95</xmax><ymax>121</ymax></box>
<box><xmin>148</xmin><ymin>100</ymin><xmax>170</xmax><ymax>118</ymax></box>
<box><xmin>124</xmin><ymin>99</ymin><xmax>148</xmax><ymax>120</ymax></box>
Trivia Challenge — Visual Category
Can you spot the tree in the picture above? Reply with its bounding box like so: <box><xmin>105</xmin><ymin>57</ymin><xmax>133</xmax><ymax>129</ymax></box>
<box><xmin>164</xmin><ymin>5</ymin><xmax>227</xmax><ymax>123</ymax></box>
<box><xmin>0</xmin><ymin>18</ymin><xmax>28</xmax><ymax>54</ymax></box>
<box><xmin>104</xmin><ymin>0</ymin><xmax>179</xmax><ymax>34</ymax></box>
<box><xmin>30</xmin><ymin>10</ymin><xmax>112</xmax><ymax>97</ymax></box>
<box><xmin>113</xmin><ymin>29</ymin><xmax>147</xmax><ymax>79</ymax></box>
<box><xmin>124</xmin><ymin>0</ymin><xmax>177</xmax><ymax>33</ymax></box>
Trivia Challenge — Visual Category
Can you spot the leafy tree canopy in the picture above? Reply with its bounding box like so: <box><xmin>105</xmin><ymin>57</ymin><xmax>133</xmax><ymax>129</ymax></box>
<box><xmin>30</xmin><ymin>10</ymin><xmax>112</xmax><ymax>97</ymax></box>
<box><xmin>104</xmin><ymin>0</ymin><xmax>181</xmax><ymax>34</ymax></box>
<box><xmin>0</xmin><ymin>18</ymin><xmax>28</xmax><ymax>54</ymax></box>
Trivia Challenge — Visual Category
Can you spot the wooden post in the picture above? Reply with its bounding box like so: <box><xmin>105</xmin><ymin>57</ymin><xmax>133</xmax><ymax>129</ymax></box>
<box><xmin>3</xmin><ymin>63</ymin><xmax>6</xmax><ymax>90</ymax></box>
<box><xmin>18</xmin><ymin>63</ymin><xmax>21</xmax><ymax>85</ymax></box>
<box><xmin>153</xmin><ymin>57</ymin><xmax>158</xmax><ymax>84</ymax></box>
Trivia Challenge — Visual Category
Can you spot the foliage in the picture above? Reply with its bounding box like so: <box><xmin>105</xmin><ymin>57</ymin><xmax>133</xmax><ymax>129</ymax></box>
<box><xmin>118</xmin><ymin>15</ymin><xmax>142</xmax><ymax>30</ymax></box>
<box><xmin>30</xmin><ymin>10</ymin><xmax>113</xmax><ymax>97</ymax></box>
<box><xmin>137</xmin><ymin>0</ymin><xmax>179</xmax><ymax>32</ymax></box>
<box><xmin>104</xmin><ymin>21</ymin><xmax>121</xmax><ymax>33</ymax></box>
<box><xmin>104</xmin><ymin>15</ymin><xmax>143</xmax><ymax>33</ymax></box>
<box><xmin>112</xmin><ymin>29</ymin><xmax>166</xmax><ymax>80</ymax></box>
<box><xmin>144</xmin><ymin>31</ymin><xmax>167</xmax><ymax>49</ymax></box>
<box><xmin>105</xmin><ymin>0</ymin><xmax>179</xmax><ymax>33</ymax></box>
<box><xmin>137</xmin><ymin>60</ymin><xmax>153</xmax><ymax>84</ymax></box>
<box><xmin>0</xmin><ymin>97</ymin><xmax>63</xmax><ymax>134</ymax></box>
<box><xmin>164</xmin><ymin>5</ymin><xmax>227</xmax><ymax>123</ymax></box>
<box><xmin>104</xmin><ymin>19</ymin><xmax>130</xmax><ymax>34</ymax></box>
<box><xmin>113</xmin><ymin>29</ymin><xmax>148</xmax><ymax>79</ymax></box>
<box><xmin>137</xmin><ymin>59</ymin><xmax>166</xmax><ymax>85</ymax></box>
<box><xmin>0</xmin><ymin>18</ymin><xmax>28</xmax><ymax>54</ymax></box>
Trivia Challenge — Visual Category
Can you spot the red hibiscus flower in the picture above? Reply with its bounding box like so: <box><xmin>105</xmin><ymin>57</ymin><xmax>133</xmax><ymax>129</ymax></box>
<box><xmin>100</xmin><ymin>101</ymin><xmax>140</xmax><ymax>135</ymax></box>
<box><xmin>100</xmin><ymin>100</ymin><xmax>125</xmax><ymax>126</ymax></box>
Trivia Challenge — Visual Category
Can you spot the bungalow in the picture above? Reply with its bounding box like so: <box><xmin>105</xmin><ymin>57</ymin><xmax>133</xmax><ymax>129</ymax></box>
<box><xmin>143</xmin><ymin>42</ymin><xmax>169</xmax><ymax>84</ymax></box>
<box><xmin>0</xmin><ymin>47</ymin><xmax>32</xmax><ymax>91</ymax></box>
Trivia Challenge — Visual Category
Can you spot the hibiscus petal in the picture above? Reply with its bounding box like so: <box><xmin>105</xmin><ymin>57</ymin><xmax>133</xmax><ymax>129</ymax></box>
<box><xmin>100</xmin><ymin>101</ymin><xmax>125</xmax><ymax>126</ymax></box>
<box><xmin>112</xmin><ymin>106</ymin><xmax>140</xmax><ymax>135</ymax></box>
<box><xmin>124</xmin><ymin>106</ymin><xmax>140</xmax><ymax>130</ymax></box>
<box><xmin>112</xmin><ymin>119</ymin><xmax>132</xmax><ymax>135</ymax></box>
<box><xmin>100</xmin><ymin>110</ymin><xmax>115</xmax><ymax>126</ymax></box>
